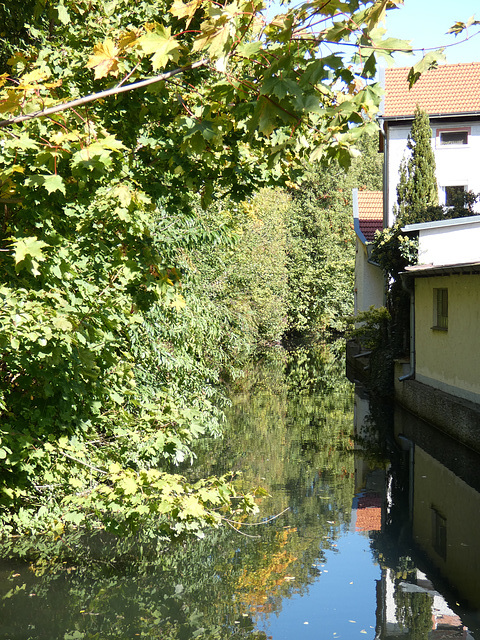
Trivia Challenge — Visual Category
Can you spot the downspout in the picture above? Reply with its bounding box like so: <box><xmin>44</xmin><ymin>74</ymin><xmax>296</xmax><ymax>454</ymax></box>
<box><xmin>378</xmin><ymin>67</ymin><xmax>388</xmax><ymax>230</ymax></box>
<box><xmin>381</xmin><ymin>121</ymin><xmax>389</xmax><ymax>230</ymax></box>
<box><xmin>398</xmin><ymin>274</ymin><xmax>415</xmax><ymax>381</ymax></box>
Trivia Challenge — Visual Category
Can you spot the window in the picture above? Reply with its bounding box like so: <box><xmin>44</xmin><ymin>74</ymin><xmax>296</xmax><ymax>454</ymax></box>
<box><xmin>439</xmin><ymin>129</ymin><xmax>469</xmax><ymax>146</ymax></box>
<box><xmin>444</xmin><ymin>185</ymin><xmax>466</xmax><ymax>207</ymax></box>
<box><xmin>433</xmin><ymin>288</ymin><xmax>448</xmax><ymax>330</ymax></box>
<box><xmin>432</xmin><ymin>507</ymin><xmax>447</xmax><ymax>559</ymax></box>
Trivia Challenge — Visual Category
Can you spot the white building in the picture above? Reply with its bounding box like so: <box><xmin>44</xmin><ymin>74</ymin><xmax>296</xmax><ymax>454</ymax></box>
<box><xmin>352</xmin><ymin>188</ymin><xmax>384</xmax><ymax>316</ymax></box>
<box><xmin>379</xmin><ymin>63</ymin><xmax>480</xmax><ymax>227</ymax></box>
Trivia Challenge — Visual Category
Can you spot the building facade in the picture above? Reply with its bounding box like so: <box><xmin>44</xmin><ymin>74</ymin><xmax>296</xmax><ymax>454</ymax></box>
<box><xmin>351</xmin><ymin>63</ymin><xmax>480</xmax><ymax>448</ymax></box>
<box><xmin>380</xmin><ymin>63</ymin><xmax>480</xmax><ymax>227</ymax></box>
<box><xmin>396</xmin><ymin>216</ymin><xmax>480</xmax><ymax>451</ymax></box>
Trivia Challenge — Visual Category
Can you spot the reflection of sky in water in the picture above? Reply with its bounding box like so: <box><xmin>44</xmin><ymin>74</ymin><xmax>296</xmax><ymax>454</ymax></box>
<box><xmin>256</xmin><ymin>530</ymin><xmax>379</xmax><ymax>639</ymax></box>
<box><xmin>1</xmin><ymin>347</ymin><xmax>479</xmax><ymax>638</ymax></box>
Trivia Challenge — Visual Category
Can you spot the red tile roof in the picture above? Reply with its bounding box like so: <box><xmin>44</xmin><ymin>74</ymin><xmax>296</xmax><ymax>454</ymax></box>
<box><xmin>355</xmin><ymin>494</ymin><xmax>382</xmax><ymax>532</ymax></box>
<box><xmin>383</xmin><ymin>62</ymin><xmax>480</xmax><ymax>118</ymax></box>
<box><xmin>357</xmin><ymin>190</ymin><xmax>383</xmax><ymax>241</ymax></box>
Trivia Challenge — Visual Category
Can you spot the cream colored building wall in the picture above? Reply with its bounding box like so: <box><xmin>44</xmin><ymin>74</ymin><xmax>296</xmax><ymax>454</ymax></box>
<box><xmin>415</xmin><ymin>274</ymin><xmax>480</xmax><ymax>403</ymax></box>
<box><xmin>354</xmin><ymin>239</ymin><xmax>384</xmax><ymax>315</ymax></box>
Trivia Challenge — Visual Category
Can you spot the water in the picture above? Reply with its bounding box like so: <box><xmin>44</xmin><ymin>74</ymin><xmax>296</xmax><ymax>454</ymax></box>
<box><xmin>0</xmin><ymin>344</ymin><xmax>479</xmax><ymax>639</ymax></box>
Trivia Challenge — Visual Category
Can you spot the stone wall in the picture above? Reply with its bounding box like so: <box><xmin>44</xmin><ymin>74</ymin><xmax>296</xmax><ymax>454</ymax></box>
<box><xmin>394</xmin><ymin>362</ymin><xmax>480</xmax><ymax>454</ymax></box>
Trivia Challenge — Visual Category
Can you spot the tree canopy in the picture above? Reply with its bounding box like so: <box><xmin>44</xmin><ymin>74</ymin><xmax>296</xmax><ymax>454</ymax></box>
<box><xmin>0</xmin><ymin>0</ymin><xmax>443</xmax><ymax>538</ymax></box>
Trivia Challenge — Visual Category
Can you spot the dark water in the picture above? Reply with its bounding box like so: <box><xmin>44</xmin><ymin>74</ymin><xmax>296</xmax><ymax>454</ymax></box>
<box><xmin>1</xmin><ymin>344</ymin><xmax>480</xmax><ymax>639</ymax></box>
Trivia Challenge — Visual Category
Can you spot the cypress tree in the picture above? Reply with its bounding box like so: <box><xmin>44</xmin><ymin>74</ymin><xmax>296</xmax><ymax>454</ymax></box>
<box><xmin>396</xmin><ymin>105</ymin><xmax>438</xmax><ymax>223</ymax></box>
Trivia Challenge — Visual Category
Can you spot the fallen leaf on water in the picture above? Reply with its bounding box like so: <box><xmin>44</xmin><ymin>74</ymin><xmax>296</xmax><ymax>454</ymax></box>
<box><xmin>304</xmin><ymin>622</ymin><xmax>309</xmax><ymax>625</ymax></box>
<box><xmin>361</xmin><ymin>630</ymin><xmax>367</xmax><ymax>634</ymax></box>
<box><xmin>349</xmin><ymin>620</ymin><xmax>356</xmax><ymax>623</ymax></box>
<box><xmin>349</xmin><ymin>582</ymin><xmax>354</xmax><ymax>584</ymax></box>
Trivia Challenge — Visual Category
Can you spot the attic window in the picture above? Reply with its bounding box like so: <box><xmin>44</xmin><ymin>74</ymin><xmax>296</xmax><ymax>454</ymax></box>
<box><xmin>439</xmin><ymin>130</ymin><xmax>468</xmax><ymax>146</ymax></box>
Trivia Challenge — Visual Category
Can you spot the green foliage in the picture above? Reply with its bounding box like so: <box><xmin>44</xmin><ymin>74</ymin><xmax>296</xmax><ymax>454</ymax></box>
<box><xmin>286</xmin><ymin>133</ymin><xmax>383</xmax><ymax>336</ymax></box>
<box><xmin>346</xmin><ymin>306</ymin><xmax>391</xmax><ymax>351</ymax></box>
<box><xmin>371</xmin><ymin>223</ymin><xmax>418</xmax><ymax>282</ymax></box>
<box><xmin>0</xmin><ymin>0</ymin><xmax>425</xmax><ymax>538</ymax></box>
<box><xmin>194</xmin><ymin>189</ymin><xmax>290</xmax><ymax>348</ymax></box>
<box><xmin>395</xmin><ymin>585</ymin><xmax>433</xmax><ymax>640</ymax></box>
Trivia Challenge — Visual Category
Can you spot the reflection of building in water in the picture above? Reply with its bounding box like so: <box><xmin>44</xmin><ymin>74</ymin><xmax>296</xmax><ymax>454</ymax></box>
<box><xmin>378</xmin><ymin>567</ymin><xmax>473</xmax><ymax>639</ymax></box>
<box><xmin>395</xmin><ymin>405</ymin><xmax>480</xmax><ymax>614</ymax></box>
<box><xmin>354</xmin><ymin>493</ymin><xmax>382</xmax><ymax>533</ymax></box>
<box><xmin>352</xmin><ymin>387</ymin><xmax>480</xmax><ymax>638</ymax></box>
<box><xmin>353</xmin><ymin>384</ymin><xmax>374</xmax><ymax>443</ymax></box>
<box><xmin>352</xmin><ymin>385</ymin><xmax>384</xmax><ymax>534</ymax></box>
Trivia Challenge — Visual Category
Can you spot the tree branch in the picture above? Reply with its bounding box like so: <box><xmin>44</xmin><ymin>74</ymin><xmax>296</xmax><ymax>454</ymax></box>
<box><xmin>0</xmin><ymin>59</ymin><xmax>209</xmax><ymax>128</ymax></box>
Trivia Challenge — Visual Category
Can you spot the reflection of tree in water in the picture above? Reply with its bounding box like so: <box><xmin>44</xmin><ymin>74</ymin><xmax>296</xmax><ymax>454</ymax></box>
<box><xmin>395</xmin><ymin>588</ymin><xmax>433</xmax><ymax>640</ymax></box>
<box><xmin>0</xmin><ymin>343</ymin><xmax>355</xmax><ymax>639</ymax></box>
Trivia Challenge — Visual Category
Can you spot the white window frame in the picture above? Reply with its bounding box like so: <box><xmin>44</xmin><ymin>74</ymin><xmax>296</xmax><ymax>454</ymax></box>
<box><xmin>439</xmin><ymin>183</ymin><xmax>468</xmax><ymax>207</ymax></box>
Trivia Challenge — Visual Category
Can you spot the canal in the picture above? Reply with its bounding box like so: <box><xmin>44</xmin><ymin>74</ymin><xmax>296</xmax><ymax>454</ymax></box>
<box><xmin>0</xmin><ymin>343</ymin><xmax>479</xmax><ymax>639</ymax></box>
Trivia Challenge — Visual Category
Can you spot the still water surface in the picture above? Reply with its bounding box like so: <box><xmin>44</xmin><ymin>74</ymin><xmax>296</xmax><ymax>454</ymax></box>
<box><xmin>1</xmin><ymin>344</ymin><xmax>479</xmax><ymax>639</ymax></box>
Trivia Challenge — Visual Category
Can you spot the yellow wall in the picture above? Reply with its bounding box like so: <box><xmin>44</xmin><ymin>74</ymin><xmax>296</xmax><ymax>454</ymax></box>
<box><xmin>415</xmin><ymin>274</ymin><xmax>480</xmax><ymax>403</ymax></box>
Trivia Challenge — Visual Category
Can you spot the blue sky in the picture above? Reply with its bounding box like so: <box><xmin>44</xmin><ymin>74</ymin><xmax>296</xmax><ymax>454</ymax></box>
<box><xmin>268</xmin><ymin>1</ymin><xmax>480</xmax><ymax>66</ymax></box>
<box><xmin>385</xmin><ymin>0</ymin><xmax>480</xmax><ymax>65</ymax></box>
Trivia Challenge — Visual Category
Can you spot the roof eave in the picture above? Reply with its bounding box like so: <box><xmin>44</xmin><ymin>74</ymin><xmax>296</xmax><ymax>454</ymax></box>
<box><xmin>380</xmin><ymin>111</ymin><xmax>480</xmax><ymax>123</ymax></box>
<box><xmin>401</xmin><ymin>262</ymin><xmax>480</xmax><ymax>278</ymax></box>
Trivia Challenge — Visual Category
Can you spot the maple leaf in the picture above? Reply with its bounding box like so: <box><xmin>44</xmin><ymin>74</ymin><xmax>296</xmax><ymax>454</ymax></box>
<box><xmin>170</xmin><ymin>294</ymin><xmax>186</xmax><ymax>311</ymax></box>
<box><xmin>193</xmin><ymin>20</ymin><xmax>231</xmax><ymax>58</ymax></box>
<box><xmin>0</xmin><ymin>90</ymin><xmax>23</xmax><ymax>115</ymax></box>
<box><xmin>25</xmin><ymin>174</ymin><xmax>66</xmax><ymax>195</ymax></box>
<box><xmin>170</xmin><ymin>0</ymin><xmax>204</xmax><ymax>28</ymax></box>
<box><xmin>137</xmin><ymin>25</ymin><xmax>182</xmax><ymax>70</ymax></box>
<box><xmin>86</xmin><ymin>39</ymin><xmax>120</xmax><ymax>79</ymax></box>
<box><xmin>365</xmin><ymin>0</ymin><xmax>404</xmax><ymax>30</ymax></box>
<box><xmin>118</xmin><ymin>29</ymin><xmax>141</xmax><ymax>51</ymax></box>
<box><xmin>11</xmin><ymin>236</ymin><xmax>48</xmax><ymax>265</ymax></box>
<box><xmin>21</xmin><ymin>69</ymin><xmax>49</xmax><ymax>85</ymax></box>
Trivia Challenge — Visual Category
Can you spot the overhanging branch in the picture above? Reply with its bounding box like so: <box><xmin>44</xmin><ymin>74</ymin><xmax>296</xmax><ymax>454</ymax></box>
<box><xmin>0</xmin><ymin>58</ymin><xmax>209</xmax><ymax>127</ymax></box>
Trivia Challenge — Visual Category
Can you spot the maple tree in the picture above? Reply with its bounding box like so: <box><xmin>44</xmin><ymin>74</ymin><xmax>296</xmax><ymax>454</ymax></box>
<box><xmin>0</xmin><ymin>0</ymin><xmax>444</xmax><ymax>538</ymax></box>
